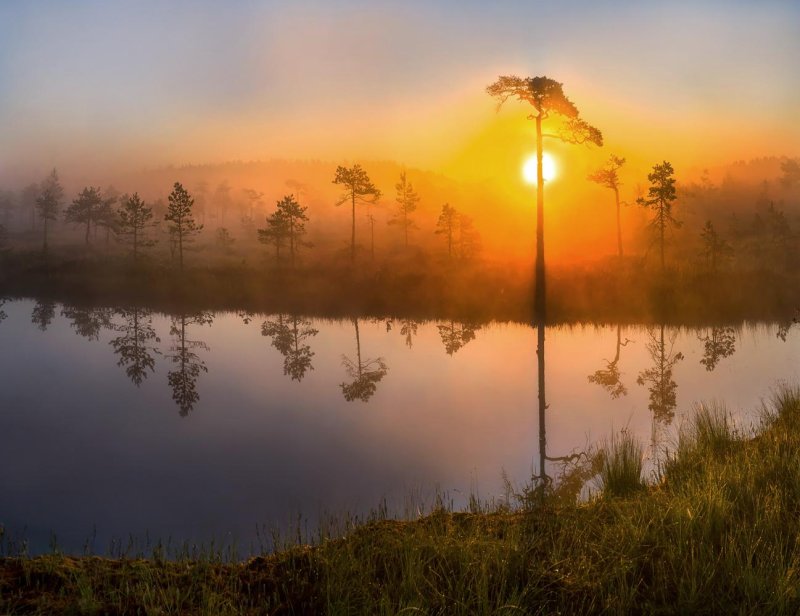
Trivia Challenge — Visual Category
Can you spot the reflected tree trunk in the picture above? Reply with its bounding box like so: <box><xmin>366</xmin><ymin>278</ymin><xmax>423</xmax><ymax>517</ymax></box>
<box><xmin>340</xmin><ymin>318</ymin><xmax>388</xmax><ymax>402</ymax></box>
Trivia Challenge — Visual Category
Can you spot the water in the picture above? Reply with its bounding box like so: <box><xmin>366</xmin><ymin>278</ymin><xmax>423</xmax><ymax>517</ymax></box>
<box><xmin>1</xmin><ymin>298</ymin><xmax>799</xmax><ymax>555</ymax></box>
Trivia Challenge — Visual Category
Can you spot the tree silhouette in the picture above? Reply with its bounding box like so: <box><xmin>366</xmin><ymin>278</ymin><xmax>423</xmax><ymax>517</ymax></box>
<box><xmin>340</xmin><ymin>318</ymin><xmax>388</xmax><ymax>402</ymax></box>
<box><xmin>261</xmin><ymin>314</ymin><xmax>319</xmax><ymax>381</ymax></box>
<box><xmin>96</xmin><ymin>186</ymin><xmax>119</xmax><ymax>245</ymax></box>
<box><xmin>698</xmin><ymin>327</ymin><xmax>736</xmax><ymax>372</ymax></box>
<box><xmin>437</xmin><ymin>321</ymin><xmax>479</xmax><ymax>355</ymax></box>
<box><xmin>457</xmin><ymin>213</ymin><xmax>481</xmax><ymax>261</ymax></box>
<box><xmin>487</xmin><ymin>75</ymin><xmax>602</xmax><ymax>317</ymax></box>
<box><xmin>389</xmin><ymin>171</ymin><xmax>420</xmax><ymax>249</ymax></box>
<box><xmin>399</xmin><ymin>319</ymin><xmax>419</xmax><ymax>348</ymax></box>
<box><xmin>0</xmin><ymin>298</ymin><xmax>6</xmax><ymax>325</ymax></box>
<box><xmin>36</xmin><ymin>169</ymin><xmax>64</xmax><ymax>253</ymax></box>
<box><xmin>31</xmin><ymin>300</ymin><xmax>57</xmax><ymax>331</ymax></box>
<box><xmin>166</xmin><ymin>312</ymin><xmax>213</xmax><ymax>416</ymax></box>
<box><xmin>637</xmin><ymin>325</ymin><xmax>684</xmax><ymax>450</ymax></box>
<box><xmin>699</xmin><ymin>220</ymin><xmax>730</xmax><ymax>274</ymax></box>
<box><xmin>61</xmin><ymin>305</ymin><xmax>113</xmax><ymax>340</ymax></box>
<box><xmin>435</xmin><ymin>203</ymin><xmax>458</xmax><ymax>259</ymax></box>
<box><xmin>333</xmin><ymin>164</ymin><xmax>381</xmax><ymax>263</ymax></box>
<box><xmin>587</xmin><ymin>325</ymin><xmax>631</xmax><ymax>398</ymax></box>
<box><xmin>258</xmin><ymin>208</ymin><xmax>289</xmax><ymax>264</ymax></box>
<box><xmin>165</xmin><ymin>182</ymin><xmax>202</xmax><ymax>271</ymax></box>
<box><xmin>110</xmin><ymin>307</ymin><xmax>161</xmax><ymax>386</ymax></box>
<box><xmin>637</xmin><ymin>161</ymin><xmax>680</xmax><ymax>272</ymax></box>
<box><xmin>117</xmin><ymin>193</ymin><xmax>157</xmax><ymax>261</ymax></box>
<box><xmin>278</xmin><ymin>195</ymin><xmax>310</xmax><ymax>268</ymax></box>
<box><xmin>65</xmin><ymin>186</ymin><xmax>102</xmax><ymax>245</ymax></box>
<box><xmin>487</xmin><ymin>77</ymin><xmax>601</xmax><ymax>481</ymax></box>
<box><xmin>588</xmin><ymin>155</ymin><xmax>626</xmax><ymax>258</ymax></box>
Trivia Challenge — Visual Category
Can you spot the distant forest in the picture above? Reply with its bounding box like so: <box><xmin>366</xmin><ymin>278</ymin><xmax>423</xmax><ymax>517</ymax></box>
<box><xmin>0</xmin><ymin>156</ymin><xmax>799</xmax><ymax>322</ymax></box>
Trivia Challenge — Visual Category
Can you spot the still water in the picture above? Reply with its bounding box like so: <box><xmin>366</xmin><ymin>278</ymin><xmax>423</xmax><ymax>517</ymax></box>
<box><xmin>1</xmin><ymin>298</ymin><xmax>799</xmax><ymax>555</ymax></box>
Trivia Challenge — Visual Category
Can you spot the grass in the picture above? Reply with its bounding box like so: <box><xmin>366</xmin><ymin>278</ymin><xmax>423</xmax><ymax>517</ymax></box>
<box><xmin>4</xmin><ymin>385</ymin><xmax>800</xmax><ymax>614</ymax></box>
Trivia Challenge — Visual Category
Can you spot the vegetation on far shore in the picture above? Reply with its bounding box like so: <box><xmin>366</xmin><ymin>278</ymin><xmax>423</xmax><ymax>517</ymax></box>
<box><xmin>2</xmin><ymin>249</ymin><xmax>800</xmax><ymax>325</ymax></box>
<box><xmin>3</xmin><ymin>384</ymin><xmax>800</xmax><ymax>614</ymax></box>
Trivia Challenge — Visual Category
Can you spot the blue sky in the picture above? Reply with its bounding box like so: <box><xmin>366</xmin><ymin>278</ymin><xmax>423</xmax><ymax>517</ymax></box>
<box><xmin>1</xmin><ymin>1</ymin><xmax>798</xmax><ymax>180</ymax></box>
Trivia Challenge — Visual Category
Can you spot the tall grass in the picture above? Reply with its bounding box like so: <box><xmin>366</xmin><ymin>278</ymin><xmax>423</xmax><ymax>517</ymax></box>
<box><xmin>598</xmin><ymin>430</ymin><xmax>645</xmax><ymax>497</ymax></box>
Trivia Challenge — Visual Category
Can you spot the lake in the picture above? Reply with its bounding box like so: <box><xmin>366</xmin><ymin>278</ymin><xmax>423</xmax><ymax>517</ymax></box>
<box><xmin>1</xmin><ymin>297</ymin><xmax>798</xmax><ymax>556</ymax></box>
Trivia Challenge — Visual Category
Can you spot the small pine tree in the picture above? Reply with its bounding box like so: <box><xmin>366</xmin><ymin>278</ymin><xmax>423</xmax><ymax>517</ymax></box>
<box><xmin>65</xmin><ymin>186</ymin><xmax>102</xmax><ymax>245</ymax></box>
<box><xmin>165</xmin><ymin>182</ymin><xmax>202</xmax><ymax>271</ymax></box>
<box><xmin>435</xmin><ymin>203</ymin><xmax>459</xmax><ymax>259</ymax></box>
<box><xmin>637</xmin><ymin>161</ymin><xmax>680</xmax><ymax>272</ymax></box>
<box><xmin>333</xmin><ymin>164</ymin><xmax>381</xmax><ymax>262</ymax></box>
<box><xmin>118</xmin><ymin>193</ymin><xmax>157</xmax><ymax>261</ymax></box>
<box><xmin>258</xmin><ymin>209</ymin><xmax>290</xmax><ymax>264</ymax></box>
<box><xmin>389</xmin><ymin>171</ymin><xmax>420</xmax><ymax>248</ymax></box>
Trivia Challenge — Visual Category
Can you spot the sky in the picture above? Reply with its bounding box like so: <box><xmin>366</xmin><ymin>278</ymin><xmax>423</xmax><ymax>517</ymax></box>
<box><xmin>1</xmin><ymin>0</ymin><xmax>799</xmax><ymax>185</ymax></box>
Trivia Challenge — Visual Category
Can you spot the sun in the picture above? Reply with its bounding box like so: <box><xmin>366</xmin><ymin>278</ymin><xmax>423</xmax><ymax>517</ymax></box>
<box><xmin>522</xmin><ymin>153</ymin><xmax>557</xmax><ymax>185</ymax></box>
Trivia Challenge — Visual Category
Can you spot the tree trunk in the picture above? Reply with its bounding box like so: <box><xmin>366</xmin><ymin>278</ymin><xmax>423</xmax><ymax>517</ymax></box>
<box><xmin>353</xmin><ymin>318</ymin><xmax>362</xmax><ymax>378</ymax></box>
<box><xmin>85</xmin><ymin>217</ymin><xmax>91</xmax><ymax>245</ymax></box>
<box><xmin>42</xmin><ymin>216</ymin><xmax>48</xmax><ymax>253</ymax></box>
<box><xmin>535</xmin><ymin>112</ymin><xmax>547</xmax><ymax>489</ymax></box>
<box><xmin>614</xmin><ymin>186</ymin><xmax>623</xmax><ymax>258</ymax></box>
<box><xmin>351</xmin><ymin>192</ymin><xmax>356</xmax><ymax>263</ymax></box>
<box><xmin>178</xmin><ymin>222</ymin><xmax>184</xmax><ymax>272</ymax></box>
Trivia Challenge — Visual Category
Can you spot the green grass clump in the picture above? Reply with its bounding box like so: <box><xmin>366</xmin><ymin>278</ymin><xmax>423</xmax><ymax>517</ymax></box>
<box><xmin>7</xmin><ymin>384</ymin><xmax>800</xmax><ymax>614</ymax></box>
<box><xmin>599</xmin><ymin>431</ymin><xmax>645</xmax><ymax>497</ymax></box>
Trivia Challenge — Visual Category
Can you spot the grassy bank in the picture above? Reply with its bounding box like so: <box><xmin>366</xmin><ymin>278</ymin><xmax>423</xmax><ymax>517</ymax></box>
<box><xmin>3</xmin><ymin>386</ymin><xmax>800</xmax><ymax>614</ymax></box>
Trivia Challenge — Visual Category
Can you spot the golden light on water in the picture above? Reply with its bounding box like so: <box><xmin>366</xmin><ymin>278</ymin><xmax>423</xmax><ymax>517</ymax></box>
<box><xmin>522</xmin><ymin>153</ymin><xmax>557</xmax><ymax>185</ymax></box>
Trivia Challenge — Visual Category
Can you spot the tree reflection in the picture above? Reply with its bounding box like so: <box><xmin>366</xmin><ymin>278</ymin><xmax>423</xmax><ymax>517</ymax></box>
<box><xmin>31</xmin><ymin>300</ymin><xmax>57</xmax><ymax>331</ymax></box>
<box><xmin>166</xmin><ymin>312</ymin><xmax>213</xmax><ymax>416</ymax></box>
<box><xmin>587</xmin><ymin>325</ymin><xmax>632</xmax><ymax>398</ymax></box>
<box><xmin>698</xmin><ymin>327</ymin><xmax>736</xmax><ymax>371</ymax></box>
<box><xmin>0</xmin><ymin>298</ymin><xmax>6</xmax><ymax>324</ymax></box>
<box><xmin>437</xmin><ymin>320</ymin><xmax>479</xmax><ymax>355</ymax></box>
<box><xmin>61</xmin><ymin>305</ymin><xmax>113</xmax><ymax>340</ymax></box>
<box><xmin>637</xmin><ymin>325</ymin><xmax>684</xmax><ymax>450</ymax></box>
<box><xmin>385</xmin><ymin>318</ymin><xmax>421</xmax><ymax>348</ymax></box>
<box><xmin>110</xmin><ymin>307</ymin><xmax>161</xmax><ymax>387</ymax></box>
<box><xmin>340</xmin><ymin>318</ymin><xmax>388</xmax><ymax>402</ymax></box>
<box><xmin>261</xmin><ymin>314</ymin><xmax>319</xmax><ymax>381</ymax></box>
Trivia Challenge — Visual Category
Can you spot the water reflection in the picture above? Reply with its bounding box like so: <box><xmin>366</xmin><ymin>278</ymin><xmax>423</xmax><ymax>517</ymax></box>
<box><xmin>340</xmin><ymin>318</ymin><xmax>388</xmax><ymax>402</ymax></box>
<box><xmin>110</xmin><ymin>307</ymin><xmax>161</xmax><ymax>387</ymax></box>
<box><xmin>699</xmin><ymin>327</ymin><xmax>736</xmax><ymax>371</ymax></box>
<box><xmin>31</xmin><ymin>300</ymin><xmax>56</xmax><ymax>331</ymax></box>
<box><xmin>0</xmin><ymin>298</ymin><xmax>6</xmax><ymax>324</ymax></box>
<box><xmin>437</xmin><ymin>320</ymin><xmax>480</xmax><ymax>355</ymax></box>
<box><xmin>637</xmin><ymin>324</ymin><xmax>684</xmax><ymax>449</ymax></box>
<box><xmin>61</xmin><ymin>305</ymin><xmax>114</xmax><ymax>340</ymax></box>
<box><xmin>261</xmin><ymin>314</ymin><xmax>318</xmax><ymax>381</ymax></box>
<box><xmin>2</xmin><ymin>298</ymin><xmax>800</xmax><ymax>556</ymax></box>
<box><xmin>588</xmin><ymin>325</ymin><xmax>632</xmax><ymax>399</ymax></box>
<box><xmin>166</xmin><ymin>312</ymin><xmax>213</xmax><ymax>416</ymax></box>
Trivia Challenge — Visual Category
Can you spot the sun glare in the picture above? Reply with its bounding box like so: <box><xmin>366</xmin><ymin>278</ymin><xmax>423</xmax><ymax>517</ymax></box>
<box><xmin>522</xmin><ymin>153</ymin><xmax>557</xmax><ymax>185</ymax></box>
